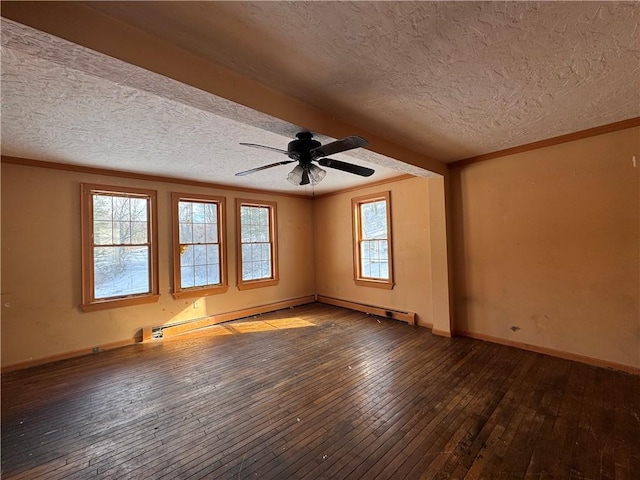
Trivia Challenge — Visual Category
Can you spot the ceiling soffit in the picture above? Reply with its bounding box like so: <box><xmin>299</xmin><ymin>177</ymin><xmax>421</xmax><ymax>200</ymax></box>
<box><xmin>2</xmin><ymin>18</ymin><xmax>438</xmax><ymax>196</ymax></box>
<box><xmin>0</xmin><ymin>2</ymin><xmax>447</xmax><ymax>176</ymax></box>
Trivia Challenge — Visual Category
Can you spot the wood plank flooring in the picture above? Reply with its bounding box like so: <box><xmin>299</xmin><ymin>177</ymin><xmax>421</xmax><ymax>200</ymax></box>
<box><xmin>2</xmin><ymin>303</ymin><xmax>639</xmax><ymax>479</ymax></box>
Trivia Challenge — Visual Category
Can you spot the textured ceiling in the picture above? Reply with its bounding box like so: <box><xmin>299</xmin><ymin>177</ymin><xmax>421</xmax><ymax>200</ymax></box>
<box><xmin>1</xmin><ymin>19</ymin><xmax>419</xmax><ymax>195</ymax></box>
<box><xmin>84</xmin><ymin>1</ymin><xmax>640</xmax><ymax>162</ymax></box>
<box><xmin>1</xmin><ymin>1</ymin><xmax>639</xmax><ymax>195</ymax></box>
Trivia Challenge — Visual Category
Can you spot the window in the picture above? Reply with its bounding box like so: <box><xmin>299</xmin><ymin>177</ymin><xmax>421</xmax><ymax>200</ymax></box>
<box><xmin>172</xmin><ymin>193</ymin><xmax>227</xmax><ymax>298</ymax></box>
<box><xmin>81</xmin><ymin>184</ymin><xmax>159</xmax><ymax>311</ymax></box>
<box><xmin>352</xmin><ymin>191</ymin><xmax>394</xmax><ymax>289</ymax></box>
<box><xmin>236</xmin><ymin>199</ymin><xmax>278</xmax><ymax>290</ymax></box>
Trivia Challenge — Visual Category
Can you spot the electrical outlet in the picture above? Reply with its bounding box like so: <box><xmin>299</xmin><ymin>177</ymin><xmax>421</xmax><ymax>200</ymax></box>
<box><xmin>193</xmin><ymin>301</ymin><xmax>199</xmax><ymax>309</ymax></box>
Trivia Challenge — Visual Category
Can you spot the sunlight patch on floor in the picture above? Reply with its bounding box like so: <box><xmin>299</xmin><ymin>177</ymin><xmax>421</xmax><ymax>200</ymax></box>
<box><xmin>227</xmin><ymin>317</ymin><xmax>315</xmax><ymax>334</ymax></box>
<box><xmin>162</xmin><ymin>317</ymin><xmax>316</xmax><ymax>341</ymax></box>
<box><xmin>265</xmin><ymin>318</ymin><xmax>316</xmax><ymax>329</ymax></box>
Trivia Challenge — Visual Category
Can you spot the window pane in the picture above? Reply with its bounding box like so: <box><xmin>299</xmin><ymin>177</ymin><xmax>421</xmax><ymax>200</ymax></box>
<box><xmin>379</xmin><ymin>262</ymin><xmax>389</xmax><ymax>280</ymax></box>
<box><xmin>130</xmin><ymin>221</ymin><xmax>148</xmax><ymax>244</ymax></box>
<box><xmin>93</xmin><ymin>221</ymin><xmax>113</xmax><ymax>245</ymax></box>
<box><xmin>261</xmin><ymin>260</ymin><xmax>272</xmax><ymax>278</ymax></box>
<box><xmin>206</xmin><ymin>244</ymin><xmax>219</xmax><ymax>265</ymax></box>
<box><xmin>241</xmin><ymin>225</ymin><xmax>251</xmax><ymax>243</ymax></box>
<box><xmin>93</xmin><ymin>195</ymin><xmax>113</xmax><ymax>221</ymax></box>
<box><xmin>370</xmin><ymin>262</ymin><xmax>380</xmax><ymax>279</ymax></box>
<box><xmin>361</xmin><ymin>200</ymin><xmax>387</xmax><ymax>239</ymax></box>
<box><xmin>248</xmin><ymin>206</ymin><xmax>257</xmax><ymax>223</ymax></box>
<box><xmin>192</xmin><ymin>203</ymin><xmax>205</xmax><ymax>223</ymax></box>
<box><xmin>192</xmin><ymin>223</ymin><xmax>205</xmax><ymax>243</ymax></box>
<box><xmin>240</xmin><ymin>207</ymin><xmax>251</xmax><ymax>242</ymax></box>
<box><xmin>241</xmin><ymin>244</ymin><xmax>252</xmax><ymax>265</ymax></box>
<box><xmin>204</xmin><ymin>203</ymin><xmax>217</xmax><ymax>223</ymax></box>
<box><xmin>207</xmin><ymin>264</ymin><xmax>220</xmax><ymax>285</ymax></box>
<box><xmin>181</xmin><ymin>266</ymin><xmax>195</xmax><ymax>288</ymax></box>
<box><xmin>252</xmin><ymin>263</ymin><xmax>262</xmax><ymax>279</ymax></box>
<box><xmin>242</xmin><ymin>262</ymin><xmax>253</xmax><ymax>281</ymax></box>
<box><xmin>255</xmin><ymin>225</ymin><xmax>267</xmax><ymax>242</ymax></box>
<box><xmin>113</xmin><ymin>221</ymin><xmax>131</xmax><ymax>244</ymax></box>
<box><xmin>256</xmin><ymin>207</ymin><xmax>268</xmax><ymax>225</ymax></box>
<box><xmin>179</xmin><ymin>202</ymin><xmax>192</xmax><ymax>223</ymax></box>
<box><xmin>361</xmin><ymin>247</ymin><xmax>370</xmax><ymax>277</ymax></box>
<box><xmin>130</xmin><ymin>198</ymin><xmax>148</xmax><ymax>222</ymax></box>
<box><xmin>94</xmin><ymin>246</ymin><xmax>149</xmax><ymax>299</ymax></box>
<box><xmin>205</xmin><ymin>223</ymin><xmax>218</xmax><ymax>243</ymax></box>
<box><xmin>181</xmin><ymin>246</ymin><xmax>194</xmax><ymax>266</ymax></box>
<box><xmin>358</xmin><ymin>239</ymin><xmax>389</xmax><ymax>280</ymax></box>
<box><xmin>194</xmin><ymin>265</ymin><xmax>207</xmax><ymax>287</ymax></box>
<box><xmin>179</xmin><ymin>223</ymin><xmax>193</xmax><ymax>244</ymax></box>
<box><xmin>252</xmin><ymin>244</ymin><xmax>262</xmax><ymax>262</ymax></box>
<box><xmin>113</xmin><ymin>196</ymin><xmax>131</xmax><ymax>222</ymax></box>
<box><xmin>380</xmin><ymin>240</ymin><xmax>388</xmax><ymax>260</ymax></box>
<box><xmin>193</xmin><ymin>245</ymin><xmax>207</xmax><ymax>265</ymax></box>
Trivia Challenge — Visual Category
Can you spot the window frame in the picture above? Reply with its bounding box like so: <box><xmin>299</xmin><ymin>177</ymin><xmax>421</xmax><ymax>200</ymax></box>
<box><xmin>171</xmin><ymin>193</ymin><xmax>228</xmax><ymax>299</ymax></box>
<box><xmin>352</xmin><ymin>191</ymin><xmax>394</xmax><ymax>289</ymax></box>
<box><xmin>236</xmin><ymin>199</ymin><xmax>279</xmax><ymax>290</ymax></box>
<box><xmin>80</xmin><ymin>183</ymin><xmax>160</xmax><ymax>312</ymax></box>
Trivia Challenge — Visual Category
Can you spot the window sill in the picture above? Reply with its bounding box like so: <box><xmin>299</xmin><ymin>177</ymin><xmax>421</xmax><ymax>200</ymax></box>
<box><xmin>354</xmin><ymin>279</ymin><xmax>394</xmax><ymax>290</ymax></box>
<box><xmin>81</xmin><ymin>294</ymin><xmax>161</xmax><ymax>312</ymax></box>
<box><xmin>172</xmin><ymin>285</ymin><xmax>229</xmax><ymax>299</ymax></box>
<box><xmin>237</xmin><ymin>278</ymin><xmax>279</xmax><ymax>291</ymax></box>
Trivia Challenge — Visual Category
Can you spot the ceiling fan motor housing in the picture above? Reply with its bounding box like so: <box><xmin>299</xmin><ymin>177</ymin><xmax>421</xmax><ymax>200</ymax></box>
<box><xmin>287</xmin><ymin>132</ymin><xmax>321</xmax><ymax>163</ymax></box>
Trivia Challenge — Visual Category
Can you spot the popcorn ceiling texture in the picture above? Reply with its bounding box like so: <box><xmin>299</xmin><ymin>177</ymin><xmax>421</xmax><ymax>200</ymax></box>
<box><xmin>2</xmin><ymin>0</ymin><xmax>638</xmax><ymax>194</ymax></box>
<box><xmin>86</xmin><ymin>1</ymin><xmax>640</xmax><ymax>162</ymax></box>
<box><xmin>1</xmin><ymin>19</ymin><xmax>425</xmax><ymax>196</ymax></box>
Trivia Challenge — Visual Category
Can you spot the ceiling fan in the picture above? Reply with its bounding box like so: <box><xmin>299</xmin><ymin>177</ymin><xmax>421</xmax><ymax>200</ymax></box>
<box><xmin>236</xmin><ymin>132</ymin><xmax>374</xmax><ymax>186</ymax></box>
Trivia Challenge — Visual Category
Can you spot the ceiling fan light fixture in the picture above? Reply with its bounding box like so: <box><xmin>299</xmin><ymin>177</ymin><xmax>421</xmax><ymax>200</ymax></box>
<box><xmin>287</xmin><ymin>163</ymin><xmax>326</xmax><ymax>186</ymax></box>
<box><xmin>238</xmin><ymin>132</ymin><xmax>371</xmax><ymax>183</ymax></box>
<box><xmin>308</xmin><ymin>163</ymin><xmax>326</xmax><ymax>184</ymax></box>
<box><xmin>287</xmin><ymin>165</ymin><xmax>304</xmax><ymax>185</ymax></box>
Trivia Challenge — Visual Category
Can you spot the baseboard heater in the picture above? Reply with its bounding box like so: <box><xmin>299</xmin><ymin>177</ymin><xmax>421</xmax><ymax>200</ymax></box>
<box><xmin>142</xmin><ymin>295</ymin><xmax>316</xmax><ymax>342</ymax></box>
<box><xmin>317</xmin><ymin>295</ymin><xmax>416</xmax><ymax>325</ymax></box>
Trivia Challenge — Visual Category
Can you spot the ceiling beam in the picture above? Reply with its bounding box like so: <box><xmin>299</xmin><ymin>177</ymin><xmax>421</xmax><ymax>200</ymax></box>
<box><xmin>1</xmin><ymin>1</ymin><xmax>448</xmax><ymax>176</ymax></box>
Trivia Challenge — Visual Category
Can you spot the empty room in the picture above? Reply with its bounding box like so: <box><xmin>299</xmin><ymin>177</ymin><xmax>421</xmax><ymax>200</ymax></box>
<box><xmin>1</xmin><ymin>2</ymin><xmax>639</xmax><ymax>479</ymax></box>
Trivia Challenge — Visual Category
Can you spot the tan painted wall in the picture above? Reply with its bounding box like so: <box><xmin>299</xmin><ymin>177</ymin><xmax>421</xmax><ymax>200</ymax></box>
<box><xmin>450</xmin><ymin>127</ymin><xmax>640</xmax><ymax>369</ymax></box>
<box><xmin>1</xmin><ymin>163</ymin><xmax>315</xmax><ymax>367</ymax></box>
<box><xmin>314</xmin><ymin>177</ymin><xmax>439</xmax><ymax>328</ymax></box>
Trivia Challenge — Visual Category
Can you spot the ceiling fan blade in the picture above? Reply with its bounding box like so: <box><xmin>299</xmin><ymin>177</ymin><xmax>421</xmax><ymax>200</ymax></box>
<box><xmin>317</xmin><ymin>158</ymin><xmax>375</xmax><ymax>177</ymax></box>
<box><xmin>235</xmin><ymin>160</ymin><xmax>295</xmax><ymax>176</ymax></box>
<box><xmin>310</xmin><ymin>136</ymin><xmax>368</xmax><ymax>158</ymax></box>
<box><xmin>239</xmin><ymin>143</ymin><xmax>289</xmax><ymax>155</ymax></box>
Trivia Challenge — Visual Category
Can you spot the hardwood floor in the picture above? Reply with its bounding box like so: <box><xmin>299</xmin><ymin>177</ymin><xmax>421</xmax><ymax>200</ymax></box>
<box><xmin>2</xmin><ymin>303</ymin><xmax>639</xmax><ymax>479</ymax></box>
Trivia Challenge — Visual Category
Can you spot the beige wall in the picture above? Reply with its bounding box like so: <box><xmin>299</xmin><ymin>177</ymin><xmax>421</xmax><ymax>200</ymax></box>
<box><xmin>450</xmin><ymin>126</ymin><xmax>640</xmax><ymax>369</ymax></box>
<box><xmin>314</xmin><ymin>177</ymin><xmax>443</xmax><ymax>329</ymax></box>
<box><xmin>1</xmin><ymin>163</ymin><xmax>315</xmax><ymax>366</ymax></box>
<box><xmin>4</xmin><ymin>126</ymin><xmax>638</xmax><ymax>370</ymax></box>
